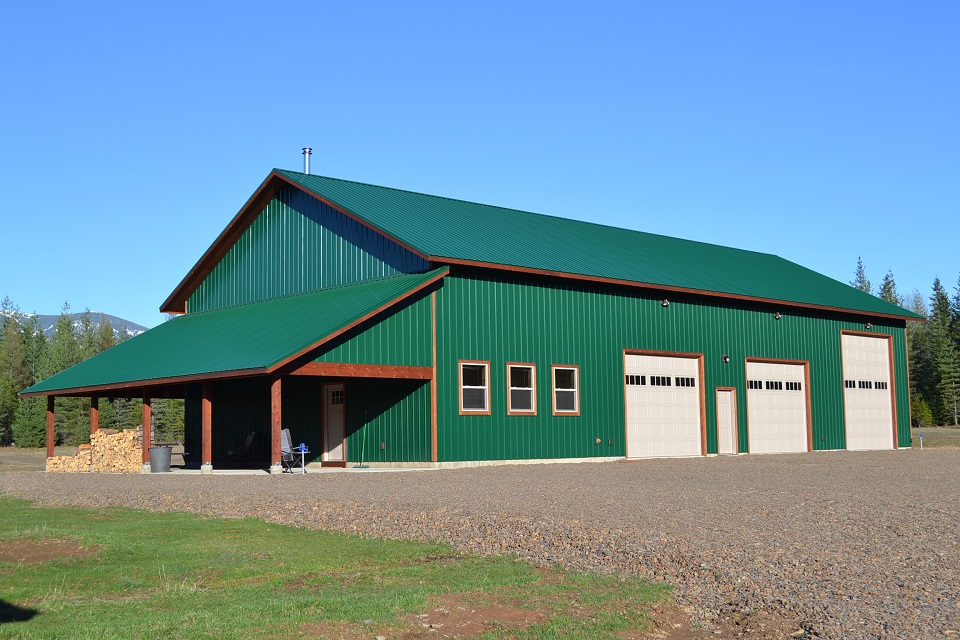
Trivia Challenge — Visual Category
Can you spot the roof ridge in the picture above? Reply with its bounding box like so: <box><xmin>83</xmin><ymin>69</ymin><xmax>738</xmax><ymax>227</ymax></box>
<box><xmin>277</xmin><ymin>169</ymin><xmax>777</xmax><ymax>259</ymax></box>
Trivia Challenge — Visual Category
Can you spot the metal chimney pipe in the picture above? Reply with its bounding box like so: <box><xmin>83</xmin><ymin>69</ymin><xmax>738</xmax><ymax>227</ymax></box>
<box><xmin>302</xmin><ymin>147</ymin><xmax>312</xmax><ymax>174</ymax></box>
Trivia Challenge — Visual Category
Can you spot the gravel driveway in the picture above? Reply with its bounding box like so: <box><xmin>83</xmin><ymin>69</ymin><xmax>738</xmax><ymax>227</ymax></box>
<box><xmin>1</xmin><ymin>449</ymin><xmax>957</xmax><ymax>639</ymax></box>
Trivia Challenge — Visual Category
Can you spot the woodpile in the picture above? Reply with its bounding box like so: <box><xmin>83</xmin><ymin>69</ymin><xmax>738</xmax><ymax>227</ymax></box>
<box><xmin>47</xmin><ymin>429</ymin><xmax>143</xmax><ymax>473</ymax></box>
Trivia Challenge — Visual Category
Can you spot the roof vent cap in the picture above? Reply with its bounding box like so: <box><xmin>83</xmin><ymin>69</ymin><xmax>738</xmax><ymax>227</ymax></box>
<box><xmin>302</xmin><ymin>147</ymin><xmax>312</xmax><ymax>174</ymax></box>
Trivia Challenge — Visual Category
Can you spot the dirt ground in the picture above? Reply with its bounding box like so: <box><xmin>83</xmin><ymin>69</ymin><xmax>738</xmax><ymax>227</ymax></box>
<box><xmin>0</xmin><ymin>447</ymin><xmax>75</xmax><ymax>473</ymax></box>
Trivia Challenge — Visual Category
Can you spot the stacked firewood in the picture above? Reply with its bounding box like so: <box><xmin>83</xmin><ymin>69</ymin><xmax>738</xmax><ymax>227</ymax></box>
<box><xmin>47</xmin><ymin>429</ymin><xmax>143</xmax><ymax>473</ymax></box>
<box><xmin>46</xmin><ymin>444</ymin><xmax>93</xmax><ymax>472</ymax></box>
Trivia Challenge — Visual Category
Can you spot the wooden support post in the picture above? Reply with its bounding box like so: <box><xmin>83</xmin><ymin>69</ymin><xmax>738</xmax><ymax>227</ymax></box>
<box><xmin>90</xmin><ymin>396</ymin><xmax>99</xmax><ymax>435</ymax></box>
<box><xmin>270</xmin><ymin>376</ymin><xmax>282</xmax><ymax>474</ymax></box>
<box><xmin>141</xmin><ymin>394</ymin><xmax>152</xmax><ymax>470</ymax></box>
<box><xmin>46</xmin><ymin>396</ymin><xmax>55</xmax><ymax>460</ymax></box>
<box><xmin>201</xmin><ymin>382</ymin><xmax>212</xmax><ymax>473</ymax></box>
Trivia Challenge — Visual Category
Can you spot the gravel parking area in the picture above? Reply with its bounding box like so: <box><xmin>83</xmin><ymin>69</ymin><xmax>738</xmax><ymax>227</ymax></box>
<box><xmin>1</xmin><ymin>449</ymin><xmax>957</xmax><ymax>639</ymax></box>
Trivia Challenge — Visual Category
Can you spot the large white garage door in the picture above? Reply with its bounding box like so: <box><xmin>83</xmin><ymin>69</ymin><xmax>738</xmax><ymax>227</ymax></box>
<box><xmin>842</xmin><ymin>334</ymin><xmax>894</xmax><ymax>450</ymax></box>
<box><xmin>625</xmin><ymin>354</ymin><xmax>702</xmax><ymax>458</ymax></box>
<box><xmin>746</xmin><ymin>361</ymin><xmax>808</xmax><ymax>454</ymax></box>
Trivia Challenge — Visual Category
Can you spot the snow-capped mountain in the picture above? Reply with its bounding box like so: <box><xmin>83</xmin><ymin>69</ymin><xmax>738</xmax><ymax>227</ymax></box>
<box><xmin>2</xmin><ymin>310</ymin><xmax>148</xmax><ymax>338</ymax></box>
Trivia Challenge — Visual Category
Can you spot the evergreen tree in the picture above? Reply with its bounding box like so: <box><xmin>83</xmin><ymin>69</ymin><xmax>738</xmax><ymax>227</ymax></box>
<box><xmin>906</xmin><ymin>290</ymin><xmax>927</xmax><ymax>319</ymax></box>
<box><xmin>0</xmin><ymin>296</ymin><xmax>19</xmax><ymax>335</ymax></box>
<box><xmin>8</xmin><ymin>313</ymin><xmax>47</xmax><ymax>447</ymax></box>
<box><xmin>930</xmin><ymin>278</ymin><xmax>951</xmax><ymax>334</ymax></box>
<box><xmin>911</xmin><ymin>396</ymin><xmax>934</xmax><ymax>428</ymax></box>
<box><xmin>925</xmin><ymin>278</ymin><xmax>957</xmax><ymax>424</ymax></box>
<box><xmin>0</xmin><ymin>322</ymin><xmax>31</xmax><ymax>445</ymax></box>
<box><xmin>907</xmin><ymin>290</ymin><xmax>939</xmax><ymax>424</ymax></box>
<box><xmin>94</xmin><ymin>316</ymin><xmax>116</xmax><ymax>354</ymax></box>
<box><xmin>937</xmin><ymin>341</ymin><xmax>960</xmax><ymax>426</ymax></box>
<box><xmin>44</xmin><ymin>303</ymin><xmax>89</xmax><ymax>445</ymax></box>
<box><xmin>77</xmin><ymin>309</ymin><xmax>97</xmax><ymax>361</ymax></box>
<box><xmin>152</xmin><ymin>398</ymin><xmax>186</xmax><ymax>443</ymax></box>
<box><xmin>952</xmin><ymin>274</ymin><xmax>960</xmax><ymax>349</ymax></box>
<box><xmin>12</xmin><ymin>396</ymin><xmax>47</xmax><ymax>448</ymax></box>
<box><xmin>850</xmin><ymin>257</ymin><xmax>872</xmax><ymax>294</ymax></box>
<box><xmin>877</xmin><ymin>270</ymin><xmax>903</xmax><ymax>307</ymax></box>
<box><xmin>19</xmin><ymin>314</ymin><xmax>46</xmax><ymax>382</ymax></box>
<box><xmin>47</xmin><ymin>302</ymin><xmax>81</xmax><ymax>376</ymax></box>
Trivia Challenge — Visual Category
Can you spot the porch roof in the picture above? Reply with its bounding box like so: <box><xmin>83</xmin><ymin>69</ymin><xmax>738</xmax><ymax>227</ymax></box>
<box><xmin>21</xmin><ymin>268</ymin><xmax>447</xmax><ymax>397</ymax></box>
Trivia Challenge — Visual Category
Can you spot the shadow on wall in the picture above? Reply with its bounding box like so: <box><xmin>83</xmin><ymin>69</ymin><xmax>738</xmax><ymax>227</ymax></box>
<box><xmin>0</xmin><ymin>599</ymin><xmax>39</xmax><ymax>624</ymax></box>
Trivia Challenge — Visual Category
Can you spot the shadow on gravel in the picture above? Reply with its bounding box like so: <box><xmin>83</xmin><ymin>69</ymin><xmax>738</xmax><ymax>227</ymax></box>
<box><xmin>0</xmin><ymin>599</ymin><xmax>39</xmax><ymax>624</ymax></box>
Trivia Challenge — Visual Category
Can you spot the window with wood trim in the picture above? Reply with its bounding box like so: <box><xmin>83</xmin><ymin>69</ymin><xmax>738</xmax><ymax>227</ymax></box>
<box><xmin>507</xmin><ymin>364</ymin><xmax>536</xmax><ymax>415</ymax></box>
<box><xmin>459</xmin><ymin>361</ymin><xmax>490</xmax><ymax>414</ymax></box>
<box><xmin>552</xmin><ymin>365</ymin><xmax>579</xmax><ymax>415</ymax></box>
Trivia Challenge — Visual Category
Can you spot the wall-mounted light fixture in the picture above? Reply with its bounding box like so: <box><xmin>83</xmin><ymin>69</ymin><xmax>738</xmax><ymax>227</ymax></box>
<box><xmin>774</xmin><ymin>311</ymin><xmax>782</xmax><ymax>320</ymax></box>
<box><xmin>721</xmin><ymin>354</ymin><xmax>730</xmax><ymax>363</ymax></box>
<box><xmin>865</xmin><ymin>322</ymin><xmax>872</xmax><ymax>330</ymax></box>
<box><xmin>661</xmin><ymin>299</ymin><xmax>670</xmax><ymax>307</ymax></box>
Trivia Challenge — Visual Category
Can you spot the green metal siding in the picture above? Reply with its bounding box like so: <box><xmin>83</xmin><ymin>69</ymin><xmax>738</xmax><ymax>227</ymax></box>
<box><xmin>189</xmin><ymin>184</ymin><xmax>429</xmax><ymax>313</ymax></box>
<box><xmin>435</xmin><ymin>269</ymin><xmax>911</xmax><ymax>462</ymax></box>
<box><xmin>344</xmin><ymin>379</ymin><xmax>431</xmax><ymax>463</ymax></box>
<box><xmin>312</xmin><ymin>291</ymin><xmax>433</xmax><ymax>367</ymax></box>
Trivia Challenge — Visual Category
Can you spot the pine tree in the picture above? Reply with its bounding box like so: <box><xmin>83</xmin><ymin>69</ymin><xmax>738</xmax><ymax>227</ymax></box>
<box><xmin>94</xmin><ymin>316</ymin><xmax>116</xmax><ymax>354</ymax></box>
<box><xmin>850</xmin><ymin>257</ymin><xmax>872</xmax><ymax>294</ymax></box>
<box><xmin>77</xmin><ymin>309</ymin><xmax>97</xmax><ymax>361</ymax></box>
<box><xmin>911</xmin><ymin>396</ymin><xmax>934</xmax><ymax>428</ymax></box>
<box><xmin>937</xmin><ymin>340</ymin><xmax>960</xmax><ymax>426</ymax></box>
<box><xmin>905</xmin><ymin>284</ymin><xmax>939</xmax><ymax>424</ymax></box>
<box><xmin>925</xmin><ymin>278</ymin><xmax>957</xmax><ymax>424</ymax></box>
<box><xmin>45</xmin><ymin>303</ymin><xmax>88</xmax><ymax>445</ymax></box>
<box><xmin>878</xmin><ymin>270</ymin><xmax>903</xmax><ymax>306</ymax></box>
<box><xmin>930</xmin><ymin>278</ymin><xmax>951</xmax><ymax>332</ymax></box>
<box><xmin>0</xmin><ymin>296</ymin><xmax>19</xmax><ymax>335</ymax></box>
<box><xmin>19</xmin><ymin>314</ymin><xmax>46</xmax><ymax>382</ymax></box>
<box><xmin>906</xmin><ymin>290</ymin><xmax>927</xmax><ymax>319</ymax></box>
<box><xmin>12</xmin><ymin>396</ymin><xmax>46</xmax><ymax>448</ymax></box>
<box><xmin>0</xmin><ymin>322</ymin><xmax>31</xmax><ymax>445</ymax></box>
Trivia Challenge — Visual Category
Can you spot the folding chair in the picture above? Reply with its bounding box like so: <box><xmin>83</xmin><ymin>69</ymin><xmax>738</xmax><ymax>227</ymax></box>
<box><xmin>280</xmin><ymin>429</ymin><xmax>304</xmax><ymax>473</ymax></box>
<box><xmin>226</xmin><ymin>431</ymin><xmax>256</xmax><ymax>467</ymax></box>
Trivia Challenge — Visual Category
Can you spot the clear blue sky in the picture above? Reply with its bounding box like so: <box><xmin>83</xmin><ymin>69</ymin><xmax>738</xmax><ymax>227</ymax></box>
<box><xmin>2</xmin><ymin>1</ymin><xmax>957</xmax><ymax>329</ymax></box>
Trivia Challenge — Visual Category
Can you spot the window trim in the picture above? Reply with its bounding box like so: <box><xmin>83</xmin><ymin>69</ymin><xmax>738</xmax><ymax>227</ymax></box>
<box><xmin>458</xmin><ymin>360</ymin><xmax>491</xmax><ymax>415</ymax></box>
<box><xmin>506</xmin><ymin>362</ymin><xmax>537</xmax><ymax>416</ymax></box>
<box><xmin>551</xmin><ymin>364</ymin><xmax>580</xmax><ymax>416</ymax></box>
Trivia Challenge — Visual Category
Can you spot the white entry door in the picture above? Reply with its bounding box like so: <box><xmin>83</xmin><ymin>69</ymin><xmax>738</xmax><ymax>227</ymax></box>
<box><xmin>625</xmin><ymin>354</ymin><xmax>702</xmax><ymax>458</ymax></box>
<box><xmin>716</xmin><ymin>389</ymin><xmax>738</xmax><ymax>454</ymax></box>
<box><xmin>746</xmin><ymin>361</ymin><xmax>808</xmax><ymax>454</ymax></box>
<box><xmin>323</xmin><ymin>384</ymin><xmax>345</xmax><ymax>462</ymax></box>
<box><xmin>842</xmin><ymin>334</ymin><xmax>894</xmax><ymax>450</ymax></box>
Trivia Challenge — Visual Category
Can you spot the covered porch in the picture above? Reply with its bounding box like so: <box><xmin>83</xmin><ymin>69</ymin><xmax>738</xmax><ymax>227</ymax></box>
<box><xmin>19</xmin><ymin>270</ymin><xmax>446</xmax><ymax>473</ymax></box>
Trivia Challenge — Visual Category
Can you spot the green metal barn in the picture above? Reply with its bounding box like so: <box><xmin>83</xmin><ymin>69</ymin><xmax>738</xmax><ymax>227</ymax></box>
<box><xmin>22</xmin><ymin>168</ymin><xmax>921</xmax><ymax>471</ymax></box>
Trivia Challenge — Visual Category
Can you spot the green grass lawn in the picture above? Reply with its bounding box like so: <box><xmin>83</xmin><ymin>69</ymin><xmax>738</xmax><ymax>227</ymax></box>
<box><xmin>0</xmin><ymin>497</ymin><xmax>668</xmax><ymax>639</ymax></box>
<box><xmin>911</xmin><ymin>427</ymin><xmax>960</xmax><ymax>448</ymax></box>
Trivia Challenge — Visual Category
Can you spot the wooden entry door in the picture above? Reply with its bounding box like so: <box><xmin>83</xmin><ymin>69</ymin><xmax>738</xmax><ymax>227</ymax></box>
<box><xmin>323</xmin><ymin>383</ymin><xmax>345</xmax><ymax>463</ymax></box>
<box><xmin>716</xmin><ymin>388</ymin><xmax>738</xmax><ymax>454</ymax></box>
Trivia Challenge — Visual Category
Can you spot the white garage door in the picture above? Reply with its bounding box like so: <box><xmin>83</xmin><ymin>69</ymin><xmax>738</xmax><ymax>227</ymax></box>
<box><xmin>625</xmin><ymin>354</ymin><xmax>702</xmax><ymax>458</ymax></box>
<box><xmin>746</xmin><ymin>361</ymin><xmax>808</xmax><ymax>454</ymax></box>
<box><xmin>842</xmin><ymin>334</ymin><xmax>894</xmax><ymax>450</ymax></box>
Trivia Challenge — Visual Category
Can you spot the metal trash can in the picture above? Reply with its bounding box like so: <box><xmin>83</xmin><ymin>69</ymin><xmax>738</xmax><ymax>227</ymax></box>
<box><xmin>149</xmin><ymin>446</ymin><xmax>172</xmax><ymax>473</ymax></box>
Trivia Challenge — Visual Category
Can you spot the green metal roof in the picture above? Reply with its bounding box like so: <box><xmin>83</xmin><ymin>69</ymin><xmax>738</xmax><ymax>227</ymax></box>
<box><xmin>277</xmin><ymin>169</ymin><xmax>920</xmax><ymax>320</ymax></box>
<box><xmin>22</xmin><ymin>269</ymin><xmax>446</xmax><ymax>396</ymax></box>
